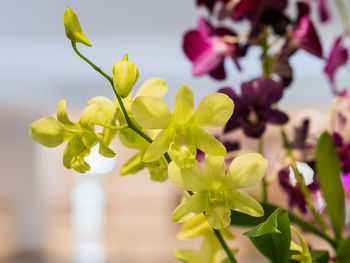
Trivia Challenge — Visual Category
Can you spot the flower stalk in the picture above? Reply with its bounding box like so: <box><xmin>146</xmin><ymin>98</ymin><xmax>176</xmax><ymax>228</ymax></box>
<box><xmin>281</xmin><ymin>127</ymin><xmax>328</xmax><ymax>233</ymax></box>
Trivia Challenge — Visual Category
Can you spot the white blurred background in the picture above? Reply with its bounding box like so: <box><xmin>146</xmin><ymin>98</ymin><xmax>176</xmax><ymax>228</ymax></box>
<box><xmin>0</xmin><ymin>0</ymin><xmax>350</xmax><ymax>262</ymax></box>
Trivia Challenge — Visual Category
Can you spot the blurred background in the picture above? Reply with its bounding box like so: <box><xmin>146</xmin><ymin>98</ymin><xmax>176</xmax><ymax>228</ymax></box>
<box><xmin>1</xmin><ymin>0</ymin><xmax>350</xmax><ymax>262</ymax></box>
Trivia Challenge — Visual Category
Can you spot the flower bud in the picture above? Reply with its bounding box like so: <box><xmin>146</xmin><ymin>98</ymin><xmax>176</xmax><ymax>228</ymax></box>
<box><xmin>63</xmin><ymin>7</ymin><xmax>92</xmax><ymax>47</ymax></box>
<box><xmin>112</xmin><ymin>54</ymin><xmax>139</xmax><ymax>98</ymax></box>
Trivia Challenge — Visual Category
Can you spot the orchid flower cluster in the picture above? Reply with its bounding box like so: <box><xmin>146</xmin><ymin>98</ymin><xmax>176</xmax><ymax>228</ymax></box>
<box><xmin>29</xmin><ymin>1</ymin><xmax>350</xmax><ymax>262</ymax></box>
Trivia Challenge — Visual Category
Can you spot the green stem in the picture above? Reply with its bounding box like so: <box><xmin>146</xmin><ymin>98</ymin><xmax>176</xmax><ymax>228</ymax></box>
<box><xmin>287</xmin><ymin>208</ymin><xmax>337</xmax><ymax>248</ymax></box>
<box><xmin>335</xmin><ymin>0</ymin><xmax>350</xmax><ymax>35</ymax></box>
<box><xmin>280</xmin><ymin>127</ymin><xmax>328</xmax><ymax>233</ymax></box>
<box><xmin>258</xmin><ymin>137</ymin><xmax>267</xmax><ymax>203</ymax></box>
<box><xmin>214</xmin><ymin>229</ymin><xmax>238</xmax><ymax>263</ymax></box>
<box><xmin>71</xmin><ymin>41</ymin><xmax>236</xmax><ymax>262</ymax></box>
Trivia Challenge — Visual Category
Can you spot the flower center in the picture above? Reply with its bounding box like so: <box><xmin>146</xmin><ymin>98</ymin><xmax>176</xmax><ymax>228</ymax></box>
<box><xmin>208</xmin><ymin>190</ymin><xmax>225</xmax><ymax>206</ymax></box>
<box><xmin>247</xmin><ymin>107</ymin><xmax>259</xmax><ymax>123</ymax></box>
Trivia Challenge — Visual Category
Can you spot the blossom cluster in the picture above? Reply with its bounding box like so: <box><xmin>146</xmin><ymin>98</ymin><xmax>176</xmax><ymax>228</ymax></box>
<box><xmin>28</xmin><ymin>1</ymin><xmax>350</xmax><ymax>263</ymax></box>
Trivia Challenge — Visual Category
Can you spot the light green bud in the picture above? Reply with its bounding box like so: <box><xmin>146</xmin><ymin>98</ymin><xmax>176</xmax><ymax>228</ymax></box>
<box><xmin>112</xmin><ymin>54</ymin><xmax>139</xmax><ymax>98</ymax></box>
<box><xmin>63</xmin><ymin>7</ymin><xmax>92</xmax><ymax>47</ymax></box>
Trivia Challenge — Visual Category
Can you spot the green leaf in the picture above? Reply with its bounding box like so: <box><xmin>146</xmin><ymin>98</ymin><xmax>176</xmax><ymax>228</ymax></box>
<box><xmin>315</xmin><ymin>131</ymin><xmax>345</xmax><ymax>241</ymax></box>
<box><xmin>244</xmin><ymin>208</ymin><xmax>291</xmax><ymax>263</ymax></box>
<box><xmin>310</xmin><ymin>250</ymin><xmax>329</xmax><ymax>263</ymax></box>
<box><xmin>336</xmin><ymin>235</ymin><xmax>350</xmax><ymax>261</ymax></box>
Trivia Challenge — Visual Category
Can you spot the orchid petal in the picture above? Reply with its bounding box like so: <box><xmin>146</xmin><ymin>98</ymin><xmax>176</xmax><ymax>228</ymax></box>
<box><xmin>132</xmin><ymin>96</ymin><xmax>171</xmax><ymax>129</ymax></box>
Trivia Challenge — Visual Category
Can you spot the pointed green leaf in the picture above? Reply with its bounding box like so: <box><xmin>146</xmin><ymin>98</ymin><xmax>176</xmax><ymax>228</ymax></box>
<box><xmin>244</xmin><ymin>208</ymin><xmax>291</xmax><ymax>263</ymax></box>
<box><xmin>315</xmin><ymin>131</ymin><xmax>345</xmax><ymax>241</ymax></box>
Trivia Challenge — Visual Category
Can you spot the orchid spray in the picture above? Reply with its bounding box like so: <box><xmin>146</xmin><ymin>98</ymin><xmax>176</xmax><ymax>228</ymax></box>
<box><xmin>29</xmin><ymin>1</ymin><xmax>350</xmax><ymax>262</ymax></box>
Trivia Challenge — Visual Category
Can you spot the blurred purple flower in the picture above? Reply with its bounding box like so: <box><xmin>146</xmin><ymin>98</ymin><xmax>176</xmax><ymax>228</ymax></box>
<box><xmin>232</xmin><ymin>0</ymin><xmax>260</xmax><ymax>20</ymax></box>
<box><xmin>219</xmin><ymin>78</ymin><xmax>288</xmax><ymax>138</ymax></box>
<box><xmin>289</xmin><ymin>2</ymin><xmax>323</xmax><ymax>58</ymax></box>
<box><xmin>333</xmin><ymin>132</ymin><xmax>350</xmax><ymax>175</ymax></box>
<box><xmin>278</xmin><ymin>162</ymin><xmax>320</xmax><ymax>213</ymax></box>
<box><xmin>342</xmin><ymin>173</ymin><xmax>350</xmax><ymax>191</ymax></box>
<box><xmin>308</xmin><ymin>0</ymin><xmax>330</xmax><ymax>23</ymax></box>
<box><xmin>238</xmin><ymin>0</ymin><xmax>290</xmax><ymax>40</ymax></box>
<box><xmin>324</xmin><ymin>35</ymin><xmax>349</xmax><ymax>94</ymax></box>
<box><xmin>196</xmin><ymin>0</ymin><xmax>228</xmax><ymax>13</ymax></box>
<box><xmin>183</xmin><ymin>18</ymin><xmax>241</xmax><ymax>80</ymax></box>
<box><xmin>291</xmin><ymin>119</ymin><xmax>313</xmax><ymax>150</ymax></box>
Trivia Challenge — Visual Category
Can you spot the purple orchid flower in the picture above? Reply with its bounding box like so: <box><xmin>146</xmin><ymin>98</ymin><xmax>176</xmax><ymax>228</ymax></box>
<box><xmin>291</xmin><ymin>119</ymin><xmax>313</xmax><ymax>150</ymax></box>
<box><xmin>183</xmin><ymin>18</ymin><xmax>241</xmax><ymax>80</ymax></box>
<box><xmin>309</xmin><ymin>0</ymin><xmax>331</xmax><ymax>23</ymax></box>
<box><xmin>279</xmin><ymin>164</ymin><xmax>320</xmax><ymax>213</ymax></box>
<box><xmin>232</xmin><ymin>0</ymin><xmax>260</xmax><ymax>20</ymax></box>
<box><xmin>333</xmin><ymin>132</ymin><xmax>350</xmax><ymax>175</ymax></box>
<box><xmin>289</xmin><ymin>2</ymin><xmax>323</xmax><ymax>58</ymax></box>
<box><xmin>219</xmin><ymin>78</ymin><xmax>289</xmax><ymax>138</ymax></box>
<box><xmin>196</xmin><ymin>0</ymin><xmax>226</xmax><ymax>13</ymax></box>
<box><xmin>324</xmin><ymin>35</ymin><xmax>349</xmax><ymax>95</ymax></box>
<box><xmin>234</xmin><ymin>0</ymin><xmax>290</xmax><ymax>40</ymax></box>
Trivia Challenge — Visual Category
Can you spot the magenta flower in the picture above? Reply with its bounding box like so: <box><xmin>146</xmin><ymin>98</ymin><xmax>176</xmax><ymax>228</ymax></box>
<box><xmin>289</xmin><ymin>2</ymin><xmax>323</xmax><ymax>58</ymax></box>
<box><xmin>183</xmin><ymin>18</ymin><xmax>241</xmax><ymax>80</ymax></box>
<box><xmin>219</xmin><ymin>78</ymin><xmax>288</xmax><ymax>138</ymax></box>
<box><xmin>324</xmin><ymin>35</ymin><xmax>349</xmax><ymax>94</ymax></box>
<box><xmin>236</xmin><ymin>0</ymin><xmax>290</xmax><ymax>39</ymax></box>
<box><xmin>196</xmin><ymin>0</ymin><xmax>228</xmax><ymax>13</ymax></box>
<box><xmin>232</xmin><ymin>0</ymin><xmax>260</xmax><ymax>20</ymax></box>
<box><xmin>333</xmin><ymin>132</ymin><xmax>350</xmax><ymax>175</ymax></box>
<box><xmin>309</xmin><ymin>0</ymin><xmax>330</xmax><ymax>23</ymax></box>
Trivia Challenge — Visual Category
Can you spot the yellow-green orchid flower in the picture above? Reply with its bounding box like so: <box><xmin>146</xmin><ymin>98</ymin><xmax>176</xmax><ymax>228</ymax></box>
<box><xmin>30</xmin><ymin>98</ymin><xmax>116</xmax><ymax>173</ymax></box>
<box><xmin>116</xmin><ymin>77</ymin><xmax>168</xmax><ymax>150</ymax></box>
<box><xmin>131</xmin><ymin>84</ymin><xmax>234</xmax><ymax>167</ymax></box>
<box><xmin>63</xmin><ymin>7</ymin><xmax>92</xmax><ymax>47</ymax></box>
<box><xmin>169</xmin><ymin>153</ymin><xmax>267</xmax><ymax>229</ymax></box>
<box><xmin>290</xmin><ymin>226</ymin><xmax>312</xmax><ymax>263</ymax></box>
<box><xmin>177</xmin><ymin>213</ymin><xmax>235</xmax><ymax>240</ymax></box>
<box><xmin>174</xmin><ymin>235</ymin><xmax>224</xmax><ymax>263</ymax></box>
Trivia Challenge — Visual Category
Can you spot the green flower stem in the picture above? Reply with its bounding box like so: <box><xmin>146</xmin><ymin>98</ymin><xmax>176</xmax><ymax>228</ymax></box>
<box><xmin>289</xmin><ymin>210</ymin><xmax>337</xmax><ymax>248</ymax></box>
<box><xmin>258</xmin><ymin>137</ymin><xmax>268</xmax><ymax>203</ymax></box>
<box><xmin>71</xmin><ymin>41</ymin><xmax>237</xmax><ymax>263</ymax></box>
<box><xmin>335</xmin><ymin>0</ymin><xmax>350</xmax><ymax>35</ymax></box>
<box><xmin>71</xmin><ymin>41</ymin><xmax>171</xmax><ymax>162</ymax></box>
<box><xmin>280</xmin><ymin>127</ymin><xmax>328</xmax><ymax>233</ymax></box>
<box><xmin>213</xmin><ymin>229</ymin><xmax>238</xmax><ymax>263</ymax></box>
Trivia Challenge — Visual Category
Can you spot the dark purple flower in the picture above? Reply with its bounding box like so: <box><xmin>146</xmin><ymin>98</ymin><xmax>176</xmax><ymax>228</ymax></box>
<box><xmin>234</xmin><ymin>0</ymin><xmax>290</xmax><ymax>40</ymax></box>
<box><xmin>272</xmin><ymin>48</ymin><xmax>295</xmax><ymax>87</ymax></box>
<box><xmin>196</xmin><ymin>0</ymin><xmax>229</xmax><ymax>13</ymax></box>
<box><xmin>289</xmin><ymin>2</ymin><xmax>323</xmax><ymax>58</ymax></box>
<box><xmin>291</xmin><ymin>118</ymin><xmax>313</xmax><ymax>150</ymax></box>
<box><xmin>219</xmin><ymin>78</ymin><xmax>288</xmax><ymax>138</ymax></box>
<box><xmin>232</xmin><ymin>0</ymin><xmax>260</xmax><ymax>20</ymax></box>
<box><xmin>278</xmin><ymin>163</ymin><xmax>320</xmax><ymax>213</ymax></box>
<box><xmin>309</xmin><ymin>0</ymin><xmax>331</xmax><ymax>23</ymax></box>
<box><xmin>183</xmin><ymin>18</ymin><xmax>241</xmax><ymax>80</ymax></box>
<box><xmin>324</xmin><ymin>35</ymin><xmax>349</xmax><ymax>94</ymax></box>
<box><xmin>333</xmin><ymin>132</ymin><xmax>350</xmax><ymax>175</ymax></box>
